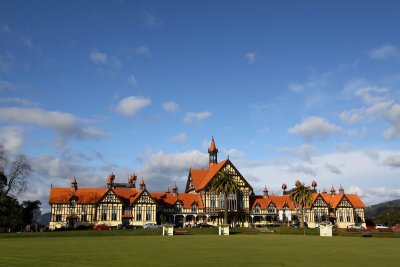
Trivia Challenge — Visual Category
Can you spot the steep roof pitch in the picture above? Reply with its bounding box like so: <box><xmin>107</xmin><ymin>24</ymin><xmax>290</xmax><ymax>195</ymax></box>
<box><xmin>319</xmin><ymin>193</ymin><xmax>365</xmax><ymax>208</ymax></box>
<box><xmin>251</xmin><ymin>195</ymin><xmax>295</xmax><ymax>209</ymax></box>
<box><xmin>49</xmin><ymin>188</ymin><xmax>108</xmax><ymax>204</ymax></box>
<box><xmin>345</xmin><ymin>194</ymin><xmax>366</xmax><ymax>208</ymax></box>
<box><xmin>150</xmin><ymin>192</ymin><xmax>204</xmax><ymax>209</ymax></box>
<box><xmin>188</xmin><ymin>159</ymin><xmax>253</xmax><ymax>192</ymax></box>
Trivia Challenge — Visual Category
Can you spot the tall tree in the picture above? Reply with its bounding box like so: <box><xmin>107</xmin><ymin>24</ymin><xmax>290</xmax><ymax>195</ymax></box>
<box><xmin>211</xmin><ymin>169</ymin><xmax>239</xmax><ymax>224</ymax></box>
<box><xmin>0</xmin><ymin>145</ymin><xmax>32</xmax><ymax>196</ymax></box>
<box><xmin>290</xmin><ymin>181</ymin><xmax>312</xmax><ymax>234</ymax></box>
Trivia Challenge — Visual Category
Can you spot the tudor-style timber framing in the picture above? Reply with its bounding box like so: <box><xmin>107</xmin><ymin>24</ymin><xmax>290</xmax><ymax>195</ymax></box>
<box><xmin>48</xmin><ymin>138</ymin><xmax>366</xmax><ymax>230</ymax></box>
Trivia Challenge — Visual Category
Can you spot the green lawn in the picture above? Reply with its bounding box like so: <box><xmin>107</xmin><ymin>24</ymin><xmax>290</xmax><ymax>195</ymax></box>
<box><xmin>1</xmin><ymin>233</ymin><xmax>399</xmax><ymax>267</ymax></box>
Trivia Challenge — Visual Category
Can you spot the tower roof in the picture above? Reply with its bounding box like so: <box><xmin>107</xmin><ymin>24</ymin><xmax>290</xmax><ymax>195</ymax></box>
<box><xmin>208</xmin><ymin>137</ymin><xmax>218</xmax><ymax>153</ymax></box>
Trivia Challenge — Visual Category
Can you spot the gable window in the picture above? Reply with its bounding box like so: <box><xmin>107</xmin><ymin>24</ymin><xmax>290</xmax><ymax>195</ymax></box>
<box><xmin>146</xmin><ymin>206</ymin><xmax>152</xmax><ymax>221</ymax></box>
<box><xmin>254</xmin><ymin>205</ymin><xmax>261</xmax><ymax>213</ymax></box>
<box><xmin>101</xmin><ymin>206</ymin><xmax>107</xmax><ymax>221</ymax></box>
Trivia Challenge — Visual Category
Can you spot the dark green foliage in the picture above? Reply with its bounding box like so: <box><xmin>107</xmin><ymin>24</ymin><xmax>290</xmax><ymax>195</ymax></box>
<box><xmin>365</xmin><ymin>199</ymin><xmax>400</xmax><ymax>218</ymax></box>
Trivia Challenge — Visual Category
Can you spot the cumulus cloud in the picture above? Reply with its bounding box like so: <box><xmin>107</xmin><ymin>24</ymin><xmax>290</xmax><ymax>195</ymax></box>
<box><xmin>369</xmin><ymin>44</ymin><xmax>400</xmax><ymax>60</ymax></box>
<box><xmin>183</xmin><ymin>111</ymin><xmax>211</xmax><ymax>123</ymax></box>
<box><xmin>324</xmin><ymin>163</ymin><xmax>342</xmax><ymax>175</ymax></box>
<box><xmin>278</xmin><ymin>144</ymin><xmax>317</xmax><ymax>163</ymax></box>
<box><xmin>171</xmin><ymin>133</ymin><xmax>187</xmax><ymax>143</ymax></box>
<box><xmin>162</xmin><ymin>101</ymin><xmax>180</xmax><ymax>113</ymax></box>
<box><xmin>135</xmin><ymin>46</ymin><xmax>152</xmax><ymax>57</ymax></box>
<box><xmin>340</xmin><ymin>86</ymin><xmax>400</xmax><ymax>139</ymax></box>
<box><xmin>0</xmin><ymin>107</ymin><xmax>109</xmax><ymax>145</ymax></box>
<box><xmin>382</xmin><ymin>155</ymin><xmax>400</xmax><ymax>168</ymax></box>
<box><xmin>116</xmin><ymin>96</ymin><xmax>151</xmax><ymax>116</ymax></box>
<box><xmin>0</xmin><ymin>126</ymin><xmax>24</xmax><ymax>153</ymax></box>
<box><xmin>245</xmin><ymin>52</ymin><xmax>256</xmax><ymax>63</ymax></box>
<box><xmin>137</xmin><ymin>150</ymin><xmax>208</xmax><ymax>190</ymax></box>
<box><xmin>288</xmin><ymin>116</ymin><xmax>341</xmax><ymax>141</ymax></box>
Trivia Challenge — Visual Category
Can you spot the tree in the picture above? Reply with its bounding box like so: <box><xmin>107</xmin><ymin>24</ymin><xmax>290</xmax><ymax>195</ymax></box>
<box><xmin>289</xmin><ymin>181</ymin><xmax>312</xmax><ymax>235</ymax></box>
<box><xmin>0</xmin><ymin>145</ymin><xmax>32</xmax><ymax>196</ymax></box>
<box><xmin>211</xmin><ymin>169</ymin><xmax>239</xmax><ymax>224</ymax></box>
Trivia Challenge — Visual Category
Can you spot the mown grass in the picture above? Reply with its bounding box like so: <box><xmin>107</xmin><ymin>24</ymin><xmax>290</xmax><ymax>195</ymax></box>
<box><xmin>1</xmin><ymin>230</ymin><xmax>400</xmax><ymax>267</ymax></box>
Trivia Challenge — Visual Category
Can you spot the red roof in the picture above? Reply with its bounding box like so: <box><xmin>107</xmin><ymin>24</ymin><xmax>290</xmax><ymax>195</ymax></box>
<box><xmin>189</xmin><ymin>160</ymin><xmax>228</xmax><ymax>191</ymax></box>
<box><xmin>151</xmin><ymin>192</ymin><xmax>204</xmax><ymax>209</ymax></box>
<box><xmin>49</xmin><ymin>188</ymin><xmax>108</xmax><ymax>204</ymax></box>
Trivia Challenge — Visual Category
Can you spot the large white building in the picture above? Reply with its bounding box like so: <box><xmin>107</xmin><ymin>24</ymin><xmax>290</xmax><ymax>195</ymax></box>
<box><xmin>49</xmin><ymin>138</ymin><xmax>365</xmax><ymax>230</ymax></box>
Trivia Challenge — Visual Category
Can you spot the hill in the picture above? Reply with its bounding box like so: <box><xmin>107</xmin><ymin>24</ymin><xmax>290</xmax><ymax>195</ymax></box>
<box><xmin>365</xmin><ymin>199</ymin><xmax>400</xmax><ymax>218</ymax></box>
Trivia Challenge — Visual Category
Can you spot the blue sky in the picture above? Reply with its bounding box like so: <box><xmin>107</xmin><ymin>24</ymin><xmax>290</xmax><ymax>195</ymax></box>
<box><xmin>1</xmin><ymin>0</ymin><xmax>400</xmax><ymax>211</ymax></box>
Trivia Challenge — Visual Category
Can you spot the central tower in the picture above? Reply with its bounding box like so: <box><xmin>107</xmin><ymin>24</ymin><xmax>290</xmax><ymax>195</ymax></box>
<box><xmin>208</xmin><ymin>137</ymin><xmax>218</xmax><ymax>167</ymax></box>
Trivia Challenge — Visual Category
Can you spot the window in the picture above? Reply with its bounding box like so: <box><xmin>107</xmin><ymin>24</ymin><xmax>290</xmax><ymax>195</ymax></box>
<box><xmin>254</xmin><ymin>205</ymin><xmax>261</xmax><ymax>213</ymax></box>
<box><xmin>55</xmin><ymin>214</ymin><xmax>62</xmax><ymax>222</ymax></box>
<box><xmin>81</xmin><ymin>214</ymin><xmax>87</xmax><ymax>222</ymax></box>
<box><xmin>70</xmin><ymin>198</ymin><xmax>76</xmax><ymax>207</ymax></box>
<box><xmin>339</xmin><ymin>210</ymin><xmax>343</xmax><ymax>222</ymax></box>
<box><xmin>210</xmin><ymin>193</ymin><xmax>216</xmax><ymax>208</ymax></box>
<box><xmin>56</xmin><ymin>204</ymin><xmax>62</xmax><ymax>212</ymax></box>
<box><xmin>268</xmin><ymin>204</ymin><xmax>275</xmax><ymax>213</ymax></box>
<box><xmin>112</xmin><ymin>206</ymin><xmax>117</xmax><ymax>221</ymax></box>
<box><xmin>146</xmin><ymin>206</ymin><xmax>151</xmax><ymax>221</ymax></box>
<box><xmin>175</xmin><ymin>202</ymin><xmax>182</xmax><ymax>213</ymax></box>
<box><xmin>346</xmin><ymin>210</ymin><xmax>351</xmax><ymax>222</ymax></box>
<box><xmin>136</xmin><ymin>206</ymin><xmax>142</xmax><ymax>221</ymax></box>
<box><xmin>101</xmin><ymin>206</ymin><xmax>107</xmax><ymax>221</ymax></box>
<box><xmin>192</xmin><ymin>203</ymin><xmax>198</xmax><ymax>213</ymax></box>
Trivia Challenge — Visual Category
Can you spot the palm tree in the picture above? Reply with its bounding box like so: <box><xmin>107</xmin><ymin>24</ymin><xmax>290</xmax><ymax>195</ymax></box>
<box><xmin>289</xmin><ymin>181</ymin><xmax>312</xmax><ymax>235</ymax></box>
<box><xmin>211</xmin><ymin>169</ymin><xmax>239</xmax><ymax>224</ymax></box>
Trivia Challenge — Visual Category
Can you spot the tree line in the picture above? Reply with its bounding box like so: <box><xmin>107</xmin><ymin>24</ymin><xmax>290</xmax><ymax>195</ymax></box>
<box><xmin>0</xmin><ymin>145</ymin><xmax>41</xmax><ymax>232</ymax></box>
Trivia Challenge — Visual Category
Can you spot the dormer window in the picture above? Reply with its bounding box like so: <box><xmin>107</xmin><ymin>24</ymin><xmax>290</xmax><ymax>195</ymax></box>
<box><xmin>70</xmin><ymin>198</ymin><xmax>76</xmax><ymax>207</ymax></box>
<box><xmin>268</xmin><ymin>204</ymin><xmax>275</xmax><ymax>213</ymax></box>
<box><xmin>254</xmin><ymin>205</ymin><xmax>261</xmax><ymax>213</ymax></box>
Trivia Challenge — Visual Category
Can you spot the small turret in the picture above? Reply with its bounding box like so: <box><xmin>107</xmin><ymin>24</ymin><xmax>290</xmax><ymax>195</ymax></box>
<box><xmin>208</xmin><ymin>137</ymin><xmax>218</xmax><ymax>167</ymax></box>
<box><xmin>339</xmin><ymin>185</ymin><xmax>344</xmax><ymax>194</ymax></box>
<box><xmin>330</xmin><ymin>185</ymin><xmax>336</xmax><ymax>195</ymax></box>
<box><xmin>71</xmin><ymin>177</ymin><xmax>78</xmax><ymax>191</ymax></box>
<box><xmin>107</xmin><ymin>173</ymin><xmax>115</xmax><ymax>188</ymax></box>
<box><xmin>263</xmin><ymin>185</ymin><xmax>269</xmax><ymax>198</ymax></box>
<box><xmin>140</xmin><ymin>178</ymin><xmax>146</xmax><ymax>190</ymax></box>
<box><xmin>165</xmin><ymin>187</ymin><xmax>170</xmax><ymax>194</ymax></box>
<box><xmin>128</xmin><ymin>173</ymin><xmax>137</xmax><ymax>188</ymax></box>
<box><xmin>173</xmin><ymin>183</ymin><xmax>178</xmax><ymax>196</ymax></box>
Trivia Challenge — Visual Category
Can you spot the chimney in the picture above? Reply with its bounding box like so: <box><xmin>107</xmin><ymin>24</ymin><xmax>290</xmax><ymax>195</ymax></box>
<box><xmin>107</xmin><ymin>173</ymin><xmax>115</xmax><ymax>188</ymax></box>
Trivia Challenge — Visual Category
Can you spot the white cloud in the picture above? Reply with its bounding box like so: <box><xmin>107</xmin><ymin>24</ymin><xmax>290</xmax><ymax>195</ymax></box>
<box><xmin>0</xmin><ymin>97</ymin><xmax>37</xmax><ymax>106</ymax></box>
<box><xmin>0</xmin><ymin>126</ymin><xmax>24</xmax><ymax>153</ymax></box>
<box><xmin>90</xmin><ymin>49</ymin><xmax>121</xmax><ymax>68</ymax></box>
<box><xmin>324</xmin><ymin>163</ymin><xmax>342</xmax><ymax>175</ymax></box>
<box><xmin>116</xmin><ymin>96</ymin><xmax>151</xmax><ymax>116</ymax></box>
<box><xmin>226</xmin><ymin>148</ymin><xmax>245</xmax><ymax>159</ymax></box>
<box><xmin>127</xmin><ymin>74</ymin><xmax>137</xmax><ymax>87</ymax></box>
<box><xmin>369</xmin><ymin>44</ymin><xmax>400</xmax><ymax>60</ymax></box>
<box><xmin>137</xmin><ymin>150</ymin><xmax>208</xmax><ymax>190</ymax></box>
<box><xmin>278</xmin><ymin>144</ymin><xmax>317</xmax><ymax>163</ymax></box>
<box><xmin>135</xmin><ymin>46</ymin><xmax>152</xmax><ymax>57</ymax></box>
<box><xmin>0</xmin><ymin>24</ymin><xmax>33</xmax><ymax>49</ymax></box>
<box><xmin>162</xmin><ymin>102</ymin><xmax>180</xmax><ymax>113</ymax></box>
<box><xmin>0</xmin><ymin>107</ymin><xmax>109</xmax><ymax>145</ymax></box>
<box><xmin>0</xmin><ymin>79</ymin><xmax>16</xmax><ymax>91</ymax></box>
<box><xmin>183</xmin><ymin>111</ymin><xmax>211</xmax><ymax>123</ymax></box>
<box><xmin>171</xmin><ymin>133</ymin><xmax>187</xmax><ymax>143</ymax></box>
<box><xmin>245</xmin><ymin>52</ymin><xmax>256</xmax><ymax>63</ymax></box>
<box><xmin>336</xmin><ymin>142</ymin><xmax>355</xmax><ymax>153</ymax></box>
<box><xmin>288</xmin><ymin>116</ymin><xmax>341</xmax><ymax>141</ymax></box>
<box><xmin>90</xmin><ymin>50</ymin><xmax>107</xmax><ymax>63</ymax></box>
<box><xmin>382</xmin><ymin>155</ymin><xmax>400</xmax><ymax>168</ymax></box>
<box><xmin>340</xmin><ymin>86</ymin><xmax>400</xmax><ymax>139</ymax></box>
<box><xmin>288</xmin><ymin>83</ymin><xmax>304</xmax><ymax>93</ymax></box>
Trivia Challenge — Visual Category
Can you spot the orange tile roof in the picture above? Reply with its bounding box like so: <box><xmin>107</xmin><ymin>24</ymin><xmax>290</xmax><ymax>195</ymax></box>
<box><xmin>252</xmin><ymin>195</ymin><xmax>295</xmax><ymax>209</ymax></box>
<box><xmin>151</xmin><ymin>192</ymin><xmax>204</xmax><ymax>209</ymax></box>
<box><xmin>319</xmin><ymin>193</ymin><xmax>365</xmax><ymax>208</ymax></box>
<box><xmin>346</xmin><ymin>194</ymin><xmax>366</xmax><ymax>208</ymax></box>
<box><xmin>112</xmin><ymin>187</ymin><xmax>137</xmax><ymax>202</ymax></box>
<box><xmin>189</xmin><ymin>160</ymin><xmax>228</xmax><ymax>191</ymax></box>
<box><xmin>49</xmin><ymin>188</ymin><xmax>108</xmax><ymax>204</ymax></box>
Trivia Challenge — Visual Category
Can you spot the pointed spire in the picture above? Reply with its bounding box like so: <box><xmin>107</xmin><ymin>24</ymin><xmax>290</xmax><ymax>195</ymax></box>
<box><xmin>140</xmin><ymin>178</ymin><xmax>145</xmax><ymax>190</ymax></box>
<box><xmin>71</xmin><ymin>176</ymin><xmax>78</xmax><ymax>191</ymax></box>
<box><xmin>322</xmin><ymin>187</ymin><xmax>327</xmax><ymax>194</ymax></box>
<box><xmin>339</xmin><ymin>184</ymin><xmax>344</xmax><ymax>194</ymax></box>
<box><xmin>208</xmin><ymin>136</ymin><xmax>218</xmax><ymax>167</ymax></box>
<box><xmin>166</xmin><ymin>187</ymin><xmax>170</xmax><ymax>194</ymax></box>
<box><xmin>263</xmin><ymin>185</ymin><xmax>269</xmax><ymax>198</ymax></box>
<box><xmin>330</xmin><ymin>185</ymin><xmax>335</xmax><ymax>195</ymax></box>
<box><xmin>173</xmin><ymin>182</ymin><xmax>178</xmax><ymax>195</ymax></box>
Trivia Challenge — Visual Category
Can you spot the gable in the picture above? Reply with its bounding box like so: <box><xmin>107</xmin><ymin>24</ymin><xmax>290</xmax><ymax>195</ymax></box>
<box><xmin>100</xmin><ymin>190</ymin><xmax>122</xmax><ymax>204</ymax></box>
<box><xmin>131</xmin><ymin>190</ymin><xmax>156</xmax><ymax>205</ymax></box>
<box><xmin>312</xmin><ymin>195</ymin><xmax>328</xmax><ymax>208</ymax></box>
<box><xmin>337</xmin><ymin>196</ymin><xmax>353</xmax><ymax>208</ymax></box>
